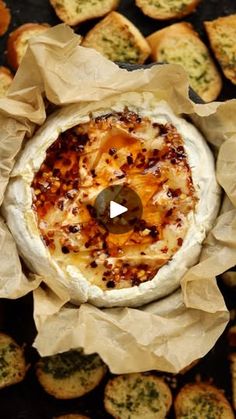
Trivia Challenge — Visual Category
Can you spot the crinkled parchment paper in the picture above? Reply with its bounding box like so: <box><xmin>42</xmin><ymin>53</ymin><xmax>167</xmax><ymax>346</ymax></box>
<box><xmin>1</xmin><ymin>24</ymin><xmax>236</xmax><ymax>373</ymax></box>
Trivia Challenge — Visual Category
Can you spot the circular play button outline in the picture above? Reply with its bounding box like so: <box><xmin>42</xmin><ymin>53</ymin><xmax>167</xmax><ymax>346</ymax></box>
<box><xmin>93</xmin><ymin>185</ymin><xmax>143</xmax><ymax>234</ymax></box>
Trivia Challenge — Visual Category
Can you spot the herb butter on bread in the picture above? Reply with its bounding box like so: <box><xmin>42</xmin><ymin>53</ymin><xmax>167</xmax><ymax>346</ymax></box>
<box><xmin>49</xmin><ymin>0</ymin><xmax>120</xmax><ymax>26</ymax></box>
<box><xmin>36</xmin><ymin>349</ymin><xmax>106</xmax><ymax>399</ymax></box>
<box><xmin>7</xmin><ymin>23</ymin><xmax>50</xmax><ymax>71</ymax></box>
<box><xmin>82</xmin><ymin>11</ymin><xmax>150</xmax><ymax>64</ymax></box>
<box><xmin>0</xmin><ymin>66</ymin><xmax>13</xmax><ymax>97</ymax></box>
<box><xmin>205</xmin><ymin>15</ymin><xmax>236</xmax><ymax>85</ymax></box>
<box><xmin>136</xmin><ymin>0</ymin><xmax>201</xmax><ymax>20</ymax></box>
<box><xmin>174</xmin><ymin>382</ymin><xmax>235</xmax><ymax>418</ymax></box>
<box><xmin>147</xmin><ymin>22</ymin><xmax>222</xmax><ymax>102</ymax></box>
<box><xmin>104</xmin><ymin>373</ymin><xmax>172</xmax><ymax>419</ymax></box>
<box><xmin>0</xmin><ymin>333</ymin><xmax>26</xmax><ymax>389</ymax></box>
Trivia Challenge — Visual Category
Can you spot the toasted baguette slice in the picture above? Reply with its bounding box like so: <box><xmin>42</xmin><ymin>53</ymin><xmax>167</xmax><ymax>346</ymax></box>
<box><xmin>147</xmin><ymin>22</ymin><xmax>222</xmax><ymax>102</ymax></box>
<box><xmin>55</xmin><ymin>416</ymin><xmax>90</xmax><ymax>419</ymax></box>
<box><xmin>104</xmin><ymin>373</ymin><xmax>172</xmax><ymax>419</ymax></box>
<box><xmin>0</xmin><ymin>1</ymin><xmax>11</xmax><ymax>35</ymax></box>
<box><xmin>205</xmin><ymin>15</ymin><xmax>236</xmax><ymax>85</ymax></box>
<box><xmin>136</xmin><ymin>0</ymin><xmax>201</xmax><ymax>20</ymax></box>
<box><xmin>82</xmin><ymin>11</ymin><xmax>150</xmax><ymax>64</ymax></box>
<box><xmin>36</xmin><ymin>349</ymin><xmax>107</xmax><ymax>399</ymax></box>
<box><xmin>204</xmin><ymin>14</ymin><xmax>236</xmax><ymax>84</ymax></box>
<box><xmin>0</xmin><ymin>332</ymin><xmax>26</xmax><ymax>389</ymax></box>
<box><xmin>7</xmin><ymin>23</ymin><xmax>50</xmax><ymax>71</ymax></box>
<box><xmin>229</xmin><ymin>354</ymin><xmax>236</xmax><ymax>410</ymax></box>
<box><xmin>0</xmin><ymin>66</ymin><xmax>13</xmax><ymax>97</ymax></box>
<box><xmin>174</xmin><ymin>382</ymin><xmax>234</xmax><ymax>418</ymax></box>
<box><xmin>50</xmin><ymin>0</ymin><xmax>120</xmax><ymax>26</ymax></box>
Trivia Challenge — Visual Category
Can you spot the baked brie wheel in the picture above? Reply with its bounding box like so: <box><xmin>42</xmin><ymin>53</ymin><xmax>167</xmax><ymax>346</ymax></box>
<box><xmin>2</xmin><ymin>95</ymin><xmax>220</xmax><ymax>307</ymax></box>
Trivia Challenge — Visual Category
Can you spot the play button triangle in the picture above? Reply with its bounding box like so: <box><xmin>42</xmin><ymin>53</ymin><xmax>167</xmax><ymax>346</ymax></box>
<box><xmin>110</xmin><ymin>200</ymin><xmax>128</xmax><ymax>219</ymax></box>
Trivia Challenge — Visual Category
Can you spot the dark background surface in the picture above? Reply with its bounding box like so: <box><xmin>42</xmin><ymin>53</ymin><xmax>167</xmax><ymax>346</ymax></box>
<box><xmin>0</xmin><ymin>0</ymin><xmax>236</xmax><ymax>418</ymax></box>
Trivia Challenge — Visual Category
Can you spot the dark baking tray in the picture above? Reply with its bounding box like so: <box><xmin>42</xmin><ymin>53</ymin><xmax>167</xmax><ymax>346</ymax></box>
<box><xmin>0</xmin><ymin>1</ymin><xmax>236</xmax><ymax>418</ymax></box>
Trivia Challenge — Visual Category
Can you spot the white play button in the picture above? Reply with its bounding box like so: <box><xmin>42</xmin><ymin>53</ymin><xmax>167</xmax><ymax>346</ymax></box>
<box><xmin>110</xmin><ymin>200</ymin><xmax>128</xmax><ymax>219</ymax></box>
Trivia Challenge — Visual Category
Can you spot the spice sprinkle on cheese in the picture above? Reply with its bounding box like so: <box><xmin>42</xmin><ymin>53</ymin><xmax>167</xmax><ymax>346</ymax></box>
<box><xmin>31</xmin><ymin>109</ymin><xmax>197</xmax><ymax>291</ymax></box>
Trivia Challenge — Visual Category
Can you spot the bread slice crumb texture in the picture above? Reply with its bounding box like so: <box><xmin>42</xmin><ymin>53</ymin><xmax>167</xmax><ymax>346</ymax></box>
<box><xmin>104</xmin><ymin>373</ymin><xmax>172</xmax><ymax>419</ymax></box>
<box><xmin>0</xmin><ymin>333</ymin><xmax>26</xmax><ymax>389</ymax></box>
<box><xmin>36</xmin><ymin>349</ymin><xmax>107</xmax><ymax>399</ymax></box>
<box><xmin>205</xmin><ymin>15</ymin><xmax>236</xmax><ymax>85</ymax></box>
<box><xmin>82</xmin><ymin>11</ymin><xmax>150</xmax><ymax>64</ymax></box>
<box><xmin>174</xmin><ymin>382</ymin><xmax>235</xmax><ymax>418</ymax></box>
<box><xmin>50</xmin><ymin>0</ymin><xmax>120</xmax><ymax>26</ymax></box>
<box><xmin>0</xmin><ymin>66</ymin><xmax>13</xmax><ymax>97</ymax></box>
<box><xmin>136</xmin><ymin>0</ymin><xmax>201</xmax><ymax>20</ymax></box>
<box><xmin>147</xmin><ymin>22</ymin><xmax>222</xmax><ymax>101</ymax></box>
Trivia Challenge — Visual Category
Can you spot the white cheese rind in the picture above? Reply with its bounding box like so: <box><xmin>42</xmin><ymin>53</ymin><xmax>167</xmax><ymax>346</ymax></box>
<box><xmin>2</xmin><ymin>96</ymin><xmax>221</xmax><ymax>307</ymax></box>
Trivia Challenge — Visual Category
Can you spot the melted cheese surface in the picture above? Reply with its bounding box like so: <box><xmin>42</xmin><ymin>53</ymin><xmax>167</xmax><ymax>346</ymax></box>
<box><xmin>32</xmin><ymin>111</ymin><xmax>197</xmax><ymax>291</ymax></box>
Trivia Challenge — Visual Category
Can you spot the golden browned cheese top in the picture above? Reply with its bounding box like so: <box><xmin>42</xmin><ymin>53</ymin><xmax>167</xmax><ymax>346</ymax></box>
<box><xmin>32</xmin><ymin>110</ymin><xmax>197</xmax><ymax>290</ymax></box>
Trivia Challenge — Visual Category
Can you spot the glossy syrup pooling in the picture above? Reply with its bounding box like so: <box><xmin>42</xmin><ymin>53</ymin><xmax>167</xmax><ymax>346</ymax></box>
<box><xmin>32</xmin><ymin>110</ymin><xmax>197</xmax><ymax>290</ymax></box>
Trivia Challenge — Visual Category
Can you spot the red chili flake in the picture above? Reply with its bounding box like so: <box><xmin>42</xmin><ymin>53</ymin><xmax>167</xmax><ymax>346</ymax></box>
<box><xmin>109</xmin><ymin>148</ymin><xmax>117</xmax><ymax>156</ymax></box>
<box><xmin>57</xmin><ymin>200</ymin><xmax>64</xmax><ymax>211</ymax></box>
<box><xmin>106</xmin><ymin>280</ymin><xmax>115</xmax><ymax>288</ymax></box>
<box><xmin>69</xmin><ymin>225</ymin><xmax>80</xmax><ymax>233</ymax></box>
<box><xmin>72</xmin><ymin>207</ymin><xmax>79</xmax><ymax>215</ymax></box>
<box><xmin>90</xmin><ymin>261</ymin><xmax>98</xmax><ymax>268</ymax></box>
<box><xmin>177</xmin><ymin>238</ymin><xmax>183</xmax><ymax>246</ymax></box>
<box><xmin>127</xmin><ymin>155</ymin><xmax>133</xmax><ymax>165</ymax></box>
<box><xmin>161</xmin><ymin>246</ymin><xmax>168</xmax><ymax>254</ymax></box>
<box><xmin>148</xmin><ymin>158</ymin><xmax>157</xmax><ymax>168</ymax></box>
<box><xmin>149</xmin><ymin>226</ymin><xmax>159</xmax><ymax>238</ymax></box>
<box><xmin>167</xmin><ymin>188</ymin><xmax>181</xmax><ymax>198</ymax></box>
<box><xmin>61</xmin><ymin>246</ymin><xmax>70</xmax><ymax>254</ymax></box>
<box><xmin>132</xmin><ymin>277</ymin><xmax>141</xmax><ymax>286</ymax></box>
<box><xmin>140</xmin><ymin>251</ymin><xmax>146</xmax><ymax>255</ymax></box>
<box><xmin>166</xmin><ymin>208</ymin><xmax>173</xmax><ymax>217</ymax></box>
<box><xmin>91</xmin><ymin>169</ymin><xmax>96</xmax><ymax>177</ymax></box>
<box><xmin>65</xmin><ymin>190</ymin><xmax>75</xmax><ymax>200</ymax></box>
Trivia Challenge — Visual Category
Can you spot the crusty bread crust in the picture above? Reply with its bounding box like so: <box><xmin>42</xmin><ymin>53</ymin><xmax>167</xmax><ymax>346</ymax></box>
<box><xmin>147</xmin><ymin>22</ymin><xmax>222</xmax><ymax>102</ymax></box>
<box><xmin>49</xmin><ymin>0</ymin><xmax>120</xmax><ymax>26</ymax></box>
<box><xmin>205</xmin><ymin>15</ymin><xmax>236</xmax><ymax>85</ymax></box>
<box><xmin>0</xmin><ymin>332</ymin><xmax>26</xmax><ymax>389</ymax></box>
<box><xmin>175</xmin><ymin>382</ymin><xmax>234</xmax><ymax>418</ymax></box>
<box><xmin>82</xmin><ymin>11</ymin><xmax>150</xmax><ymax>64</ymax></box>
<box><xmin>136</xmin><ymin>0</ymin><xmax>201</xmax><ymax>20</ymax></box>
<box><xmin>104</xmin><ymin>373</ymin><xmax>172</xmax><ymax>418</ymax></box>
<box><xmin>0</xmin><ymin>0</ymin><xmax>11</xmax><ymax>36</ymax></box>
<box><xmin>7</xmin><ymin>23</ymin><xmax>50</xmax><ymax>71</ymax></box>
